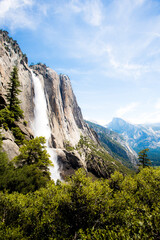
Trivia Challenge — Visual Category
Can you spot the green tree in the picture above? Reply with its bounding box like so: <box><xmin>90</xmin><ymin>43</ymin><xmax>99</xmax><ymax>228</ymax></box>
<box><xmin>0</xmin><ymin>107</ymin><xmax>15</xmax><ymax>130</ymax></box>
<box><xmin>13</xmin><ymin>137</ymin><xmax>52</xmax><ymax>177</ymax></box>
<box><xmin>138</xmin><ymin>148</ymin><xmax>151</xmax><ymax>168</ymax></box>
<box><xmin>6</xmin><ymin>66</ymin><xmax>23</xmax><ymax>120</ymax></box>
<box><xmin>0</xmin><ymin>137</ymin><xmax>53</xmax><ymax>194</ymax></box>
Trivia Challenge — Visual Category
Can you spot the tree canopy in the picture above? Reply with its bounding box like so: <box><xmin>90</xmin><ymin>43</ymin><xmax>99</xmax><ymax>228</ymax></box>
<box><xmin>0</xmin><ymin>167</ymin><xmax>160</xmax><ymax>239</ymax></box>
<box><xmin>13</xmin><ymin>137</ymin><xmax>52</xmax><ymax>174</ymax></box>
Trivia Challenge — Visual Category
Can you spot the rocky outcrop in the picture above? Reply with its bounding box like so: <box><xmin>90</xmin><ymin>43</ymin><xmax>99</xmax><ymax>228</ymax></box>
<box><xmin>31</xmin><ymin>64</ymin><xmax>97</xmax><ymax>148</ymax></box>
<box><xmin>56</xmin><ymin>149</ymin><xmax>85</xmax><ymax>179</ymax></box>
<box><xmin>0</xmin><ymin>128</ymin><xmax>19</xmax><ymax>160</ymax></box>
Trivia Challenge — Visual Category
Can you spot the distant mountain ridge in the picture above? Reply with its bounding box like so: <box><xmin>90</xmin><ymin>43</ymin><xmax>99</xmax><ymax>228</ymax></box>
<box><xmin>86</xmin><ymin>120</ymin><xmax>138</xmax><ymax>170</ymax></box>
<box><xmin>107</xmin><ymin>118</ymin><xmax>160</xmax><ymax>165</ymax></box>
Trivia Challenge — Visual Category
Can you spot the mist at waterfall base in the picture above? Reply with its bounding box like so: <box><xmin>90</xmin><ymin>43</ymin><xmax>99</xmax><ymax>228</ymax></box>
<box><xmin>31</xmin><ymin>72</ymin><xmax>61</xmax><ymax>182</ymax></box>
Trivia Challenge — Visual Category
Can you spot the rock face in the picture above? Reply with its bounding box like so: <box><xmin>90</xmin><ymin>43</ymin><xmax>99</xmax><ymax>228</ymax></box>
<box><xmin>0</xmin><ymin>30</ymin><xmax>34</xmax><ymax>160</ymax></box>
<box><xmin>56</xmin><ymin>149</ymin><xmax>84</xmax><ymax>179</ymax></box>
<box><xmin>30</xmin><ymin>64</ymin><xmax>96</xmax><ymax>148</ymax></box>
<box><xmin>0</xmin><ymin>30</ymin><xmax>34</xmax><ymax>123</ymax></box>
<box><xmin>0</xmin><ymin>30</ymin><xmax>135</xmax><ymax>179</ymax></box>
<box><xmin>0</xmin><ymin>128</ymin><xmax>19</xmax><ymax>160</ymax></box>
<box><xmin>0</xmin><ymin>30</ymin><xmax>98</xmax><ymax>178</ymax></box>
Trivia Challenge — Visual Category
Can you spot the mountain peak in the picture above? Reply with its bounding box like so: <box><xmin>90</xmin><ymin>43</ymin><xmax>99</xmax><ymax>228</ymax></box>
<box><xmin>112</xmin><ymin>117</ymin><xmax>127</xmax><ymax>124</ymax></box>
<box><xmin>107</xmin><ymin>118</ymin><xmax>138</xmax><ymax>137</ymax></box>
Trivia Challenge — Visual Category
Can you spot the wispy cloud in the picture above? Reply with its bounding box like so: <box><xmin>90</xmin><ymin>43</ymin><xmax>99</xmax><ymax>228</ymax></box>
<box><xmin>0</xmin><ymin>0</ymin><xmax>33</xmax><ymax>29</ymax></box>
<box><xmin>116</xmin><ymin>102</ymin><xmax>139</xmax><ymax>118</ymax></box>
<box><xmin>0</xmin><ymin>0</ymin><xmax>49</xmax><ymax>30</ymax></box>
<box><xmin>44</xmin><ymin>0</ymin><xmax>160</xmax><ymax>82</ymax></box>
<box><xmin>65</xmin><ymin>0</ymin><xmax>103</xmax><ymax>26</ymax></box>
<box><xmin>119</xmin><ymin>98</ymin><xmax>160</xmax><ymax>124</ymax></box>
<box><xmin>128</xmin><ymin>110</ymin><xmax>160</xmax><ymax>124</ymax></box>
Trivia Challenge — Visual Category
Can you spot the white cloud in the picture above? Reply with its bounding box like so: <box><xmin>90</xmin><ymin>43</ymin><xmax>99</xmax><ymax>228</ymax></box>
<box><xmin>0</xmin><ymin>0</ymin><xmax>49</xmax><ymax>30</ymax></box>
<box><xmin>135</xmin><ymin>0</ymin><xmax>146</xmax><ymax>5</ymax></box>
<box><xmin>0</xmin><ymin>0</ymin><xmax>34</xmax><ymax>29</ymax></box>
<box><xmin>50</xmin><ymin>0</ymin><xmax>160</xmax><ymax>82</ymax></box>
<box><xmin>69</xmin><ymin>0</ymin><xmax>103</xmax><ymax>26</ymax></box>
<box><xmin>128</xmin><ymin>110</ymin><xmax>160</xmax><ymax>124</ymax></box>
<box><xmin>116</xmin><ymin>102</ymin><xmax>139</xmax><ymax>118</ymax></box>
<box><xmin>1</xmin><ymin>0</ymin><xmax>160</xmax><ymax>125</ymax></box>
<box><xmin>83</xmin><ymin>0</ymin><xmax>103</xmax><ymax>26</ymax></box>
<box><xmin>0</xmin><ymin>0</ymin><xmax>33</xmax><ymax>18</ymax></box>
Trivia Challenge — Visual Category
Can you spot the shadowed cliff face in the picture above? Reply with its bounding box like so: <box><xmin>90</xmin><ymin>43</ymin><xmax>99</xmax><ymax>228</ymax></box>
<box><xmin>30</xmin><ymin>64</ymin><xmax>97</xmax><ymax>148</ymax></box>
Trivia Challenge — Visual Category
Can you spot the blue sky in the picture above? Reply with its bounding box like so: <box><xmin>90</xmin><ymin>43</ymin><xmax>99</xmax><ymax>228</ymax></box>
<box><xmin>1</xmin><ymin>0</ymin><xmax>160</xmax><ymax>125</ymax></box>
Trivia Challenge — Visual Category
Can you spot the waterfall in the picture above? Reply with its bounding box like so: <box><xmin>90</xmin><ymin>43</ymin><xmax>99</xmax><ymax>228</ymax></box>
<box><xmin>31</xmin><ymin>71</ymin><xmax>61</xmax><ymax>182</ymax></box>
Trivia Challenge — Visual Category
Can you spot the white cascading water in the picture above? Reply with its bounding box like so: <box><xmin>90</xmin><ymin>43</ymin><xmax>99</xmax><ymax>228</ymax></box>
<box><xmin>31</xmin><ymin>71</ymin><xmax>61</xmax><ymax>182</ymax></box>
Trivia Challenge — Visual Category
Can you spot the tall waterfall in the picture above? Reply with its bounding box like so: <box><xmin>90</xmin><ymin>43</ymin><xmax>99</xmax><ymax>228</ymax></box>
<box><xmin>31</xmin><ymin>72</ymin><xmax>61</xmax><ymax>182</ymax></box>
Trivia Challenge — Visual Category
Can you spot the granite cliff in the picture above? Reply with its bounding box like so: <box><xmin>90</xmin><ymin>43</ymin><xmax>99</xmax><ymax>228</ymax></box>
<box><xmin>30</xmin><ymin>63</ymin><xmax>96</xmax><ymax>149</ymax></box>
<box><xmin>0</xmin><ymin>30</ymin><xmax>134</xmax><ymax>179</ymax></box>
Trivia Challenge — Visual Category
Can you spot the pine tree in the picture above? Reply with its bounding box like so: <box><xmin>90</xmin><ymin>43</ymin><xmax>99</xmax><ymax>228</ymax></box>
<box><xmin>13</xmin><ymin>137</ymin><xmax>52</xmax><ymax>175</ymax></box>
<box><xmin>6</xmin><ymin>66</ymin><xmax>23</xmax><ymax>120</ymax></box>
<box><xmin>138</xmin><ymin>148</ymin><xmax>151</xmax><ymax>168</ymax></box>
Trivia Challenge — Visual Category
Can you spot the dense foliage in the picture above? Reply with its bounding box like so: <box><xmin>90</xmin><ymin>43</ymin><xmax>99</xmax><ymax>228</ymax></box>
<box><xmin>0</xmin><ymin>137</ymin><xmax>52</xmax><ymax>194</ymax></box>
<box><xmin>0</xmin><ymin>157</ymin><xmax>160</xmax><ymax>239</ymax></box>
